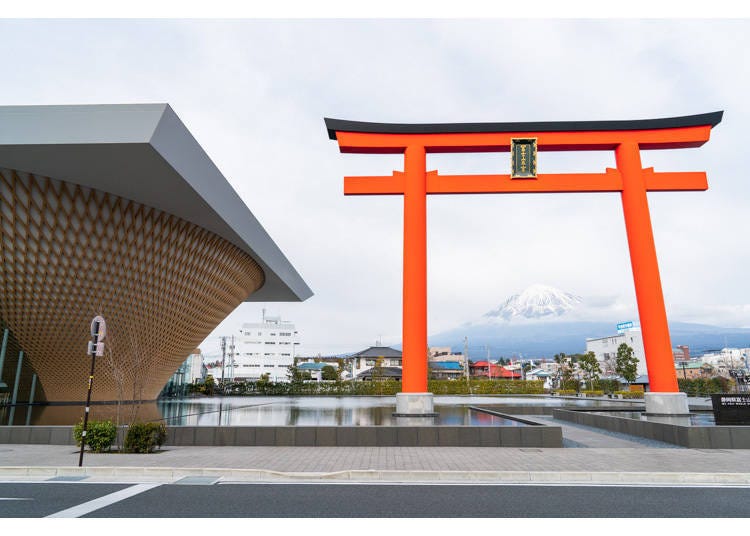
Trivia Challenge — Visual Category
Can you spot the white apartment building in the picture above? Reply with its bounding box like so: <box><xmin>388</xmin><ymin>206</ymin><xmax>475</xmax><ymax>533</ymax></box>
<box><xmin>586</xmin><ymin>327</ymin><xmax>648</xmax><ymax>377</ymax></box>
<box><xmin>218</xmin><ymin>314</ymin><xmax>300</xmax><ymax>382</ymax></box>
<box><xmin>700</xmin><ymin>348</ymin><xmax>749</xmax><ymax>373</ymax></box>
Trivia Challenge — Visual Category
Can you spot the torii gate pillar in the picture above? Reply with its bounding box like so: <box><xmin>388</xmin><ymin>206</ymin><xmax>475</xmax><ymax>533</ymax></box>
<box><xmin>396</xmin><ymin>145</ymin><xmax>434</xmax><ymax>415</ymax></box>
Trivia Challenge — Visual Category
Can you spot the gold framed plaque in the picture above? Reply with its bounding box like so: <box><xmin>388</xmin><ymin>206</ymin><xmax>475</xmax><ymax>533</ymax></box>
<box><xmin>510</xmin><ymin>138</ymin><xmax>537</xmax><ymax>178</ymax></box>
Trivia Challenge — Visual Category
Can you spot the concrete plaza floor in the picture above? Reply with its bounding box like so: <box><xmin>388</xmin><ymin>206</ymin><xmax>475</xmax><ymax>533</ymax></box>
<box><xmin>1</xmin><ymin>407</ymin><xmax>749</xmax><ymax>486</ymax></box>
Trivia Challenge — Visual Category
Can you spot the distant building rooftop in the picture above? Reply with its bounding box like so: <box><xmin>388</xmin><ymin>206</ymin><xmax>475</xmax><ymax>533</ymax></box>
<box><xmin>429</xmin><ymin>361</ymin><xmax>463</xmax><ymax>371</ymax></box>
<box><xmin>356</xmin><ymin>367</ymin><xmax>403</xmax><ymax>380</ymax></box>
<box><xmin>298</xmin><ymin>363</ymin><xmax>330</xmax><ymax>371</ymax></box>
<box><xmin>350</xmin><ymin>346</ymin><xmax>402</xmax><ymax>359</ymax></box>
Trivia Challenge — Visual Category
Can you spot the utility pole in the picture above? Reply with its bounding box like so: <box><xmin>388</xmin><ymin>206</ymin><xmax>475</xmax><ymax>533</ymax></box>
<box><xmin>220</xmin><ymin>336</ymin><xmax>227</xmax><ymax>388</ymax></box>
<box><xmin>229</xmin><ymin>335</ymin><xmax>235</xmax><ymax>384</ymax></box>
<box><xmin>463</xmin><ymin>337</ymin><xmax>471</xmax><ymax>394</ymax></box>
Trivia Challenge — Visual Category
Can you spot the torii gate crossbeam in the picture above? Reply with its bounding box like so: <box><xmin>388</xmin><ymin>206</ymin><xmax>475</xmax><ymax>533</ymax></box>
<box><xmin>326</xmin><ymin>112</ymin><xmax>722</xmax><ymax>411</ymax></box>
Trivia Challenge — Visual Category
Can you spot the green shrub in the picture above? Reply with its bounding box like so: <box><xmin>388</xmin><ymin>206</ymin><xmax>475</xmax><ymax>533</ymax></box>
<box><xmin>553</xmin><ymin>389</ymin><xmax>577</xmax><ymax>396</ymax></box>
<box><xmin>202</xmin><ymin>378</ymin><xmax>546</xmax><ymax>397</ymax></box>
<box><xmin>124</xmin><ymin>422</ymin><xmax>167</xmax><ymax>453</ymax></box>
<box><xmin>677</xmin><ymin>377</ymin><xmax>732</xmax><ymax>397</ymax></box>
<box><xmin>614</xmin><ymin>390</ymin><xmax>644</xmax><ymax>399</ymax></box>
<box><xmin>73</xmin><ymin>419</ymin><xmax>117</xmax><ymax>453</ymax></box>
<box><xmin>559</xmin><ymin>379</ymin><xmax>580</xmax><ymax>391</ymax></box>
<box><xmin>594</xmin><ymin>379</ymin><xmax>622</xmax><ymax>394</ymax></box>
<box><xmin>427</xmin><ymin>379</ymin><xmax>543</xmax><ymax>395</ymax></box>
<box><xmin>580</xmin><ymin>390</ymin><xmax>604</xmax><ymax>396</ymax></box>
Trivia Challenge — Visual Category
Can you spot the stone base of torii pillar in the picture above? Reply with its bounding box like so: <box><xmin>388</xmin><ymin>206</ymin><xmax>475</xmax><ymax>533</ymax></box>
<box><xmin>642</xmin><ymin>392</ymin><xmax>691</xmax><ymax>425</ymax></box>
<box><xmin>393</xmin><ymin>392</ymin><xmax>437</xmax><ymax>417</ymax></box>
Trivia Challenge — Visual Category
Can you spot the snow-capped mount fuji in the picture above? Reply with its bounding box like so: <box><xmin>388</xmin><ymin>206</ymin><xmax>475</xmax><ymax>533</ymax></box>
<box><xmin>426</xmin><ymin>283</ymin><xmax>750</xmax><ymax>357</ymax></box>
<box><xmin>482</xmin><ymin>284</ymin><xmax>583</xmax><ymax>322</ymax></box>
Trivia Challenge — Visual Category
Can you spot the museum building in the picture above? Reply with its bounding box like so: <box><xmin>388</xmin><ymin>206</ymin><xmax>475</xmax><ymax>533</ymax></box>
<box><xmin>0</xmin><ymin>104</ymin><xmax>311</xmax><ymax>404</ymax></box>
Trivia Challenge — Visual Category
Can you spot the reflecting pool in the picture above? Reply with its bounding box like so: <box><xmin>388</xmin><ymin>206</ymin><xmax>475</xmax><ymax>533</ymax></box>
<box><xmin>2</xmin><ymin>394</ymin><xmax>641</xmax><ymax>426</ymax></box>
<box><xmin>157</xmin><ymin>396</ymin><xmax>530</xmax><ymax>426</ymax></box>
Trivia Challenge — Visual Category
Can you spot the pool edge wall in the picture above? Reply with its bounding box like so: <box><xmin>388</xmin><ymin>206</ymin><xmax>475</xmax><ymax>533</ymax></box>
<box><xmin>0</xmin><ymin>424</ymin><xmax>563</xmax><ymax>448</ymax></box>
<box><xmin>552</xmin><ymin>408</ymin><xmax>750</xmax><ymax>449</ymax></box>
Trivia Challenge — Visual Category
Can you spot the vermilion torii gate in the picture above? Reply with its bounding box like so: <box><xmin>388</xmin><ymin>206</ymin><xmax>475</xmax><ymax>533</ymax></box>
<box><xmin>326</xmin><ymin>112</ymin><xmax>722</xmax><ymax>415</ymax></box>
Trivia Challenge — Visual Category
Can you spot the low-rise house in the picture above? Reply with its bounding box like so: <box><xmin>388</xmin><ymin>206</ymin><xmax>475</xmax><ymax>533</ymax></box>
<box><xmin>526</xmin><ymin>368</ymin><xmax>553</xmax><ymax>389</ymax></box>
<box><xmin>297</xmin><ymin>362</ymin><xmax>335</xmax><ymax>381</ymax></box>
<box><xmin>470</xmin><ymin>361</ymin><xmax>520</xmax><ymax>379</ymax></box>
<box><xmin>356</xmin><ymin>366</ymin><xmax>402</xmax><ymax>381</ymax></box>
<box><xmin>349</xmin><ymin>346</ymin><xmax>402</xmax><ymax>378</ymax></box>
<box><xmin>429</xmin><ymin>361</ymin><xmax>464</xmax><ymax>379</ymax></box>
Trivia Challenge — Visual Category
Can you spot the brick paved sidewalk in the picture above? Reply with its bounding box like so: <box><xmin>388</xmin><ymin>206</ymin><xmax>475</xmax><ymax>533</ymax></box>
<box><xmin>1</xmin><ymin>410</ymin><xmax>748</xmax><ymax>486</ymax></box>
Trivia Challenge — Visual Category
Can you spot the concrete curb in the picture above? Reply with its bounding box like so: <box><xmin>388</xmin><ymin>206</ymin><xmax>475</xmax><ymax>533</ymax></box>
<box><xmin>2</xmin><ymin>466</ymin><xmax>750</xmax><ymax>486</ymax></box>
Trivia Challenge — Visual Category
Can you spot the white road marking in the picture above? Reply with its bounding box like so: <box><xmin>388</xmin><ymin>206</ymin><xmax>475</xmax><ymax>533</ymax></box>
<box><xmin>0</xmin><ymin>497</ymin><xmax>33</xmax><ymax>500</ymax></box>
<box><xmin>45</xmin><ymin>483</ymin><xmax>162</xmax><ymax>518</ymax></box>
<box><xmin>218</xmin><ymin>481</ymin><xmax>750</xmax><ymax>488</ymax></box>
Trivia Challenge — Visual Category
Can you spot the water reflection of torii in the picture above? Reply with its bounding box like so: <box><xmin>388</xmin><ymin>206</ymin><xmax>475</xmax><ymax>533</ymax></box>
<box><xmin>326</xmin><ymin>112</ymin><xmax>723</xmax><ymax>416</ymax></box>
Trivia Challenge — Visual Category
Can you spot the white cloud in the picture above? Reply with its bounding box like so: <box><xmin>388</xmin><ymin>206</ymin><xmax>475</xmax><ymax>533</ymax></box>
<box><xmin>1</xmin><ymin>19</ymin><xmax>748</xmax><ymax>355</ymax></box>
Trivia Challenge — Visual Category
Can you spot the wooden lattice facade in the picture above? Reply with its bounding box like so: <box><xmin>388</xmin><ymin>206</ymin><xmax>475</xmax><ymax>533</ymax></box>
<box><xmin>0</xmin><ymin>166</ymin><xmax>265</xmax><ymax>403</ymax></box>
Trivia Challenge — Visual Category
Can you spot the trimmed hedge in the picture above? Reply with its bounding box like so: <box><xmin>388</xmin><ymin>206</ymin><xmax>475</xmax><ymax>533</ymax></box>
<box><xmin>677</xmin><ymin>377</ymin><xmax>732</xmax><ymax>397</ymax></box>
<box><xmin>428</xmin><ymin>379</ymin><xmax>544</xmax><ymax>395</ymax></box>
<box><xmin>614</xmin><ymin>390</ymin><xmax>644</xmax><ymax>399</ymax></box>
<box><xmin>124</xmin><ymin>422</ymin><xmax>167</xmax><ymax>453</ymax></box>
<box><xmin>184</xmin><ymin>379</ymin><xmax>546</xmax><ymax>396</ymax></box>
<box><xmin>594</xmin><ymin>379</ymin><xmax>623</xmax><ymax>394</ymax></box>
<box><xmin>73</xmin><ymin>419</ymin><xmax>117</xmax><ymax>453</ymax></box>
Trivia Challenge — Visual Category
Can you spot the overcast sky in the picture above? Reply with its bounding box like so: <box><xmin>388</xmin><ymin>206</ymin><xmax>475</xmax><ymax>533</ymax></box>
<box><xmin>1</xmin><ymin>18</ymin><xmax>748</xmax><ymax>358</ymax></box>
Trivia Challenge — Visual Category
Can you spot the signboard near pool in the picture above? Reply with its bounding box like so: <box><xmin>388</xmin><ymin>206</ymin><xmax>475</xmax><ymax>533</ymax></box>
<box><xmin>711</xmin><ymin>393</ymin><xmax>750</xmax><ymax>425</ymax></box>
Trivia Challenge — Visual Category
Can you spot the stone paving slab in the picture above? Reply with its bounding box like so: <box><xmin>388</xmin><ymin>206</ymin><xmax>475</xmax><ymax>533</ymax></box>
<box><xmin>1</xmin><ymin>406</ymin><xmax>747</xmax><ymax>487</ymax></box>
<box><xmin>1</xmin><ymin>444</ymin><xmax>750</xmax><ymax>486</ymax></box>
<box><xmin>1</xmin><ymin>465</ymin><xmax>749</xmax><ymax>486</ymax></box>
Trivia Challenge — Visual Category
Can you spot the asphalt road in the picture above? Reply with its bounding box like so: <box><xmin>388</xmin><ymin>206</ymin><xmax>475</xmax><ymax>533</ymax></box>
<box><xmin>2</xmin><ymin>482</ymin><xmax>750</xmax><ymax>518</ymax></box>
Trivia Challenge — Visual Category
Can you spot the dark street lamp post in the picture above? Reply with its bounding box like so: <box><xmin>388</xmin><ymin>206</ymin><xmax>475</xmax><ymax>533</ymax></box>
<box><xmin>79</xmin><ymin>315</ymin><xmax>106</xmax><ymax>467</ymax></box>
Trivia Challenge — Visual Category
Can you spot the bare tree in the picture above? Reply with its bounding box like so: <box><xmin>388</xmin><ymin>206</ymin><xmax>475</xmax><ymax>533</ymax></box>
<box><xmin>118</xmin><ymin>325</ymin><xmax>158</xmax><ymax>426</ymax></box>
<box><xmin>103</xmin><ymin>340</ymin><xmax>125</xmax><ymax>449</ymax></box>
